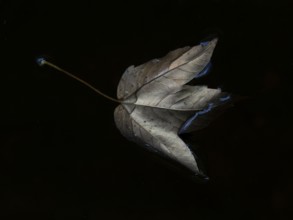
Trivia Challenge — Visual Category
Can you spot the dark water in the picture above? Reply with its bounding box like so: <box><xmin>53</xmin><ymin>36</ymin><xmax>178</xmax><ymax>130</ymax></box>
<box><xmin>1</xmin><ymin>0</ymin><xmax>292</xmax><ymax>219</ymax></box>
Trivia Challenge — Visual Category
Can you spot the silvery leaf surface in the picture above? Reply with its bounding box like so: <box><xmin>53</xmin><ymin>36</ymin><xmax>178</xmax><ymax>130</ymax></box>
<box><xmin>114</xmin><ymin>39</ymin><xmax>230</xmax><ymax>177</ymax></box>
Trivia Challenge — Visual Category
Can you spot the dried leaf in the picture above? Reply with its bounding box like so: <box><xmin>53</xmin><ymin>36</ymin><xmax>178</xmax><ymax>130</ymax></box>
<box><xmin>114</xmin><ymin>39</ymin><xmax>230</xmax><ymax>178</ymax></box>
<box><xmin>37</xmin><ymin>38</ymin><xmax>231</xmax><ymax>180</ymax></box>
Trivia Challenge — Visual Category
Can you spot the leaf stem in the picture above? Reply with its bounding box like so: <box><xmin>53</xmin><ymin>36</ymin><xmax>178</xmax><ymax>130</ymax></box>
<box><xmin>37</xmin><ymin>58</ymin><xmax>121</xmax><ymax>103</ymax></box>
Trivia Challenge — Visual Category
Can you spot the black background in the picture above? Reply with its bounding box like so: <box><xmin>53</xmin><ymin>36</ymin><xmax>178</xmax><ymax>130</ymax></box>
<box><xmin>1</xmin><ymin>0</ymin><xmax>292</xmax><ymax>219</ymax></box>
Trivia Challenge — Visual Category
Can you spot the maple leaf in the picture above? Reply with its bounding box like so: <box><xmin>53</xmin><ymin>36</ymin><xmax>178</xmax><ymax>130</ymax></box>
<box><xmin>38</xmin><ymin>38</ymin><xmax>230</xmax><ymax>180</ymax></box>
<box><xmin>114</xmin><ymin>39</ymin><xmax>230</xmax><ymax>178</ymax></box>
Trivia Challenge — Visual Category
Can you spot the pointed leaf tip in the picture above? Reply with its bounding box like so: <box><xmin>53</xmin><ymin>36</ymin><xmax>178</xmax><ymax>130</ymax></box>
<box><xmin>199</xmin><ymin>38</ymin><xmax>218</xmax><ymax>48</ymax></box>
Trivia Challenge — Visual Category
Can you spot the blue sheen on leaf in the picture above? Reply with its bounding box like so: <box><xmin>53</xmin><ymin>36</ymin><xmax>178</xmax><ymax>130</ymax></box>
<box><xmin>200</xmin><ymin>41</ymin><xmax>210</xmax><ymax>46</ymax></box>
<box><xmin>219</xmin><ymin>95</ymin><xmax>231</xmax><ymax>102</ymax></box>
<box><xmin>195</xmin><ymin>62</ymin><xmax>212</xmax><ymax>78</ymax></box>
<box><xmin>179</xmin><ymin>103</ymin><xmax>214</xmax><ymax>134</ymax></box>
